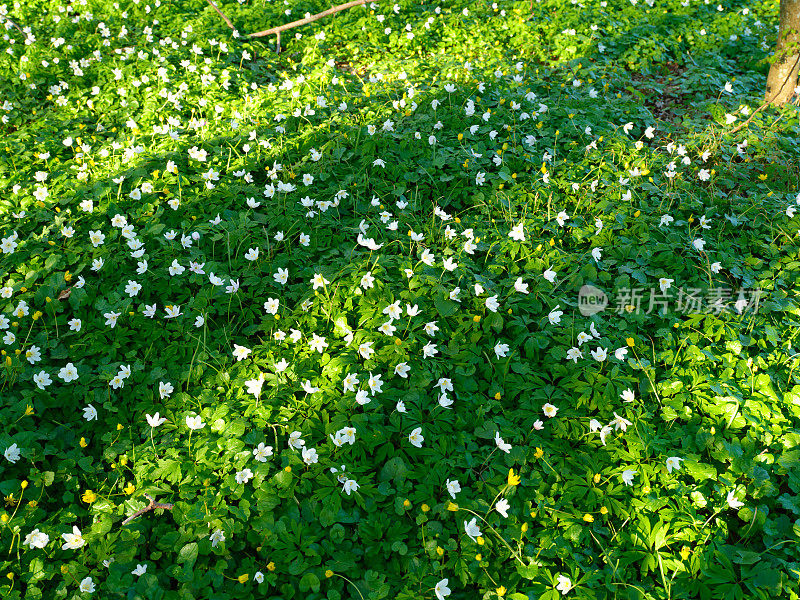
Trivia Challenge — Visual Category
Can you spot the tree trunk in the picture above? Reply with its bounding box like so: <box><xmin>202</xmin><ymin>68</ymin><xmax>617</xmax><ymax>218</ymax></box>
<box><xmin>765</xmin><ymin>0</ymin><xmax>800</xmax><ymax>105</ymax></box>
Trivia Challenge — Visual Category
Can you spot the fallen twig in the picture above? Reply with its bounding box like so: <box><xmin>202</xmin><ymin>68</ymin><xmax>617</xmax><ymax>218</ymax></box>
<box><xmin>249</xmin><ymin>0</ymin><xmax>371</xmax><ymax>51</ymax></box>
<box><xmin>121</xmin><ymin>494</ymin><xmax>175</xmax><ymax>526</ymax></box>
<box><xmin>205</xmin><ymin>0</ymin><xmax>235</xmax><ymax>30</ymax></box>
<box><xmin>0</xmin><ymin>16</ymin><xmax>25</xmax><ymax>35</ymax></box>
<box><xmin>728</xmin><ymin>55</ymin><xmax>800</xmax><ymax>135</ymax></box>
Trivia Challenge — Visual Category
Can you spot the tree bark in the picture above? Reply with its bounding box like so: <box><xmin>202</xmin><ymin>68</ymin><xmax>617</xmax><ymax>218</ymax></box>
<box><xmin>765</xmin><ymin>0</ymin><xmax>800</xmax><ymax>105</ymax></box>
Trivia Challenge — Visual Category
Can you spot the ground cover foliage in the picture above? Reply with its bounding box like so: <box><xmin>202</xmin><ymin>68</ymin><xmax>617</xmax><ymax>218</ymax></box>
<box><xmin>1</xmin><ymin>0</ymin><xmax>799</xmax><ymax>598</ymax></box>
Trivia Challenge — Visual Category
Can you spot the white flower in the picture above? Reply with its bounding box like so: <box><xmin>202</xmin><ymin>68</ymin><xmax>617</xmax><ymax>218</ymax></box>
<box><xmin>59</xmin><ymin>362</ymin><xmax>79</xmax><ymax>382</ymax></box>
<box><xmin>23</xmin><ymin>529</ymin><xmax>50</xmax><ymax>549</ymax></box>
<box><xmin>209</xmin><ymin>528</ymin><xmax>225</xmax><ymax>547</ymax></box>
<box><xmin>186</xmin><ymin>415</ymin><xmax>205</xmax><ymax>430</ymax></box>
<box><xmin>288</xmin><ymin>431</ymin><xmax>305</xmax><ymax>450</ymax></box>
<box><xmin>666</xmin><ymin>456</ymin><xmax>683</xmax><ymax>473</ymax></box>
<box><xmin>726</xmin><ymin>490</ymin><xmax>744</xmax><ymax>509</ymax></box>
<box><xmin>609</xmin><ymin>412</ymin><xmax>631</xmax><ymax>431</ymax></box>
<box><xmin>235</xmin><ymin>468</ymin><xmax>254</xmax><ymax>484</ymax></box>
<box><xmin>61</xmin><ymin>526</ymin><xmax>85</xmax><ymax>550</ymax></box>
<box><xmin>394</xmin><ymin>362</ymin><xmax>411</xmax><ymax>378</ymax></box>
<box><xmin>591</xmin><ymin>347</ymin><xmax>608</xmax><ymax>362</ymax></box>
<box><xmin>253</xmin><ymin>442</ymin><xmax>273</xmax><ymax>462</ymax></box>
<box><xmin>79</xmin><ymin>577</ymin><xmax>95</xmax><ymax>593</ymax></box>
<box><xmin>408</xmin><ymin>427</ymin><xmax>424</xmax><ymax>448</ymax></box>
<box><xmin>692</xmin><ymin>238</ymin><xmax>705</xmax><ymax>251</ymax></box>
<box><xmin>494</xmin><ymin>342</ymin><xmax>510</xmax><ymax>359</ymax></box>
<box><xmin>621</xmin><ymin>469</ymin><xmax>637</xmax><ymax>486</ymax></box>
<box><xmin>446</xmin><ymin>479</ymin><xmax>461</xmax><ymax>499</ymax></box>
<box><xmin>548</xmin><ymin>306</ymin><xmax>563</xmax><ymax>325</ymax></box>
<box><xmin>342</xmin><ymin>479</ymin><xmax>359</xmax><ymax>495</ymax></box>
<box><xmin>146</xmin><ymin>413</ymin><xmax>166</xmax><ymax>427</ymax></box>
<box><xmin>434</xmin><ymin>578</ymin><xmax>452</xmax><ymax>600</ymax></box>
<box><xmin>556</xmin><ymin>574</ymin><xmax>572</xmax><ymax>595</ymax></box>
<box><xmin>495</xmin><ymin>432</ymin><xmax>512</xmax><ymax>453</ymax></box>
<box><xmin>302</xmin><ymin>447</ymin><xmax>319</xmax><ymax>465</ymax></box>
<box><xmin>495</xmin><ymin>498</ymin><xmax>510</xmax><ymax>518</ymax></box>
<box><xmin>159</xmin><ymin>381</ymin><xmax>174</xmax><ymax>399</ymax></box>
<box><xmin>464</xmin><ymin>517</ymin><xmax>481</xmax><ymax>542</ymax></box>
<box><xmin>508</xmin><ymin>222</ymin><xmax>525</xmax><ymax>241</ymax></box>
<box><xmin>591</xmin><ymin>247</ymin><xmax>602</xmax><ymax>262</ymax></box>
<box><xmin>542</xmin><ymin>403</ymin><xmax>558</xmax><ymax>418</ymax></box>
<box><xmin>4</xmin><ymin>443</ymin><xmax>21</xmax><ymax>463</ymax></box>
<box><xmin>621</xmin><ymin>389</ymin><xmax>635</xmax><ymax>403</ymax></box>
<box><xmin>422</xmin><ymin>342</ymin><xmax>438</xmax><ymax>358</ymax></box>
<box><xmin>232</xmin><ymin>344</ymin><xmax>252</xmax><ymax>361</ymax></box>
<box><xmin>543</xmin><ymin>268</ymin><xmax>557</xmax><ymax>283</ymax></box>
<box><xmin>485</xmin><ymin>295</ymin><xmax>500</xmax><ymax>312</ymax></box>
<box><xmin>83</xmin><ymin>404</ymin><xmax>98</xmax><ymax>421</ymax></box>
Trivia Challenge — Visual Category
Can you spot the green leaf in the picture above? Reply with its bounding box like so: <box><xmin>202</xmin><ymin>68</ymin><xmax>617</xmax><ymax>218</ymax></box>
<box><xmin>177</xmin><ymin>542</ymin><xmax>198</xmax><ymax>564</ymax></box>
<box><xmin>299</xmin><ymin>572</ymin><xmax>321</xmax><ymax>593</ymax></box>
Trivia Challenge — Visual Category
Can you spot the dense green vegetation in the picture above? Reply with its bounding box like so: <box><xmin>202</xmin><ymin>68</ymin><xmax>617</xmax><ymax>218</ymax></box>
<box><xmin>1</xmin><ymin>0</ymin><xmax>799</xmax><ymax>598</ymax></box>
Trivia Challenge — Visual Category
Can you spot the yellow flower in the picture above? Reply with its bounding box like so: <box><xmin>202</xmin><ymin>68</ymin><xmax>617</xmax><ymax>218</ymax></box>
<box><xmin>237</xmin><ymin>573</ymin><xmax>249</xmax><ymax>583</ymax></box>
<box><xmin>421</xmin><ymin>504</ymin><xmax>430</xmax><ymax>513</ymax></box>
<box><xmin>496</xmin><ymin>586</ymin><xmax>506</xmax><ymax>597</ymax></box>
<box><xmin>6</xmin><ymin>573</ymin><xmax>13</xmax><ymax>581</ymax></box>
<box><xmin>82</xmin><ymin>489</ymin><xmax>97</xmax><ymax>504</ymax></box>
<box><xmin>521</xmin><ymin>522</ymin><xmax>529</xmax><ymax>533</ymax></box>
<box><xmin>458</xmin><ymin>133</ymin><xmax>463</xmax><ymax>141</ymax></box>
<box><xmin>446</xmin><ymin>502</ymin><xmax>458</xmax><ymax>512</ymax></box>
<box><xmin>61</xmin><ymin>564</ymin><xmax>69</xmax><ymax>574</ymax></box>
<box><xmin>494</xmin><ymin>392</ymin><xmax>502</xmax><ymax>400</ymax></box>
<box><xmin>473</xmin><ymin>315</ymin><xmax>481</xmax><ymax>323</ymax></box>
<box><xmin>403</xmin><ymin>499</ymin><xmax>411</xmax><ymax>508</ymax></box>
<box><xmin>680</xmin><ymin>546</ymin><xmax>691</xmax><ymax>560</ymax></box>
<box><xmin>593</xmin><ymin>473</ymin><xmax>601</xmax><ymax>484</ymax></box>
<box><xmin>507</xmin><ymin>468</ymin><xmax>521</xmax><ymax>486</ymax></box>
<box><xmin>266</xmin><ymin>562</ymin><xmax>276</xmax><ymax>571</ymax></box>
<box><xmin>626</xmin><ymin>337</ymin><xmax>635</xmax><ymax>347</ymax></box>
<box><xmin>80</xmin><ymin>437</ymin><xmax>88</xmax><ymax>448</ymax></box>
<box><xmin>32</xmin><ymin>311</ymin><xmax>43</xmax><ymax>321</ymax></box>
<box><xmin>284</xmin><ymin>466</ymin><xmax>291</xmax><ymax>473</ymax></box>
<box><xmin>0</xmin><ymin>514</ymin><xmax>9</xmax><ymax>523</ymax></box>
<box><xmin>583</xmin><ymin>514</ymin><xmax>594</xmax><ymax>523</ymax></box>
<box><xmin>600</xmin><ymin>506</ymin><xmax>608</xmax><ymax>515</ymax></box>
<box><xmin>436</xmin><ymin>546</ymin><xmax>444</xmax><ymax>556</ymax></box>
<box><xmin>116</xmin><ymin>424</ymin><xmax>124</xmax><ymax>431</ymax></box>
<box><xmin>325</xmin><ymin>569</ymin><xmax>334</xmax><ymax>578</ymax></box>
<box><xmin>20</xmin><ymin>481</ymin><xmax>28</xmax><ymax>490</ymax></box>
<box><xmin>534</xmin><ymin>447</ymin><xmax>543</xmax><ymax>459</ymax></box>
<box><xmin>475</xmin><ymin>553</ymin><xmax>482</xmax><ymax>561</ymax></box>
<box><xmin>124</xmin><ymin>483</ymin><xmax>136</xmax><ymax>495</ymax></box>
<box><xmin>24</xmin><ymin>405</ymin><xmax>34</xmax><ymax>416</ymax></box>
<box><xmin>477</xmin><ymin>536</ymin><xmax>485</xmax><ymax>545</ymax></box>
